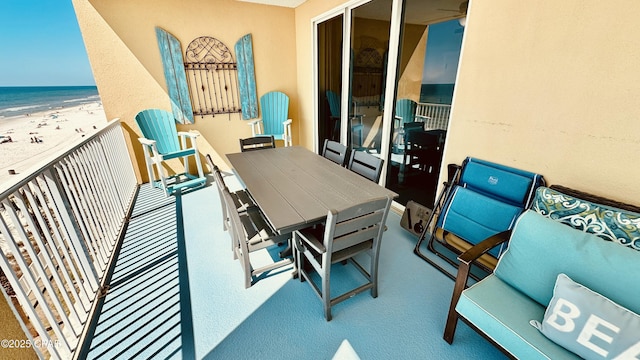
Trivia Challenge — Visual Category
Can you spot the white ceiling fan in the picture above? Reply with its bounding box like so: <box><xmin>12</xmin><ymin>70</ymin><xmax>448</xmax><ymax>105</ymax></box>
<box><xmin>437</xmin><ymin>1</ymin><xmax>468</xmax><ymax>27</ymax></box>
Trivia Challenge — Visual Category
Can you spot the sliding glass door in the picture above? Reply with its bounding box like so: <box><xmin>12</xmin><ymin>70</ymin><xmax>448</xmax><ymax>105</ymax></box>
<box><xmin>315</xmin><ymin>0</ymin><xmax>466</xmax><ymax>209</ymax></box>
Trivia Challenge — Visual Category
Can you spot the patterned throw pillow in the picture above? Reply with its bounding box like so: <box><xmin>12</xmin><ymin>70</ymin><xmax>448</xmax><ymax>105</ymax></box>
<box><xmin>531</xmin><ymin>274</ymin><xmax>640</xmax><ymax>360</ymax></box>
<box><xmin>532</xmin><ymin>187</ymin><xmax>640</xmax><ymax>251</ymax></box>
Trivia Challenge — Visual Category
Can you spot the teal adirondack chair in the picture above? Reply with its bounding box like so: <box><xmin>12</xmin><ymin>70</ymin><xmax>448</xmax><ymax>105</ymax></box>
<box><xmin>393</xmin><ymin>98</ymin><xmax>419</xmax><ymax>151</ymax></box>
<box><xmin>135</xmin><ymin>109</ymin><xmax>206</xmax><ymax>196</ymax></box>
<box><xmin>249</xmin><ymin>91</ymin><xmax>293</xmax><ymax>147</ymax></box>
<box><xmin>326</xmin><ymin>90</ymin><xmax>364</xmax><ymax>148</ymax></box>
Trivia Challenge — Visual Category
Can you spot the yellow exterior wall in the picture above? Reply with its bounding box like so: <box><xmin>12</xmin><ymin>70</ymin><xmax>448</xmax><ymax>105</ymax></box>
<box><xmin>445</xmin><ymin>0</ymin><xmax>640</xmax><ymax>203</ymax></box>
<box><xmin>73</xmin><ymin>0</ymin><xmax>298</xmax><ymax>178</ymax></box>
<box><xmin>73</xmin><ymin>0</ymin><xmax>640</xmax><ymax>204</ymax></box>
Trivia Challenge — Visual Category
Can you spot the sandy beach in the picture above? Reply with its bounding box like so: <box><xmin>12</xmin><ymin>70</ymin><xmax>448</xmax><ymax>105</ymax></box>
<box><xmin>0</xmin><ymin>101</ymin><xmax>107</xmax><ymax>187</ymax></box>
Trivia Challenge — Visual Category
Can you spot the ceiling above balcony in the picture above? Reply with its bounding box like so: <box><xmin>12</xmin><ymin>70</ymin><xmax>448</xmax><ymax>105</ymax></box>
<box><xmin>236</xmin><ymin>0</ymin><xmax>308</xmax><ymax>8</ymax></box>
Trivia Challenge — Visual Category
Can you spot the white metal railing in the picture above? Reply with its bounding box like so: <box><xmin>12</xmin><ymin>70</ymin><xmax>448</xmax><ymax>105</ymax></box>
<box><xmin>416</xmin><ymin>102</ymin><xmax>451</xmax><ymax>130</ymax></box>
<box><xmin>0</xmin><ymin>119</ymin><xmax>137</xmax><ymax>359</ymax></box>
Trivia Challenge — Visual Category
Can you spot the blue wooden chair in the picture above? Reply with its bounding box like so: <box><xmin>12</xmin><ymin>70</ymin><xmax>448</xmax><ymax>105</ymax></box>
<box><xmin>135</xmin><ymin>109</ymin><xmax>205</xmax><ymax>196</ymax></box>
<box><xmin>326</xmin><ymin>90</ymin><xmax>364</xmax><ymax>148</ymax></box>
<box><xmin>393</xmin><ymin>98</ymin><xmax>418</xmax><ymax>151</ymax></box>
<box><xmin>249</xmin><ymin>91</ymin><xmax>293</xmax><ymax>147</ymax></box>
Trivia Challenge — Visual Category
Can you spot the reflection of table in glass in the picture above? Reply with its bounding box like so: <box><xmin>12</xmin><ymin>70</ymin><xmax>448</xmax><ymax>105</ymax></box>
<box><xmin>226</xmin><ymin>146</ymin><xmax>397</xmax><ymax>235</ymax></box>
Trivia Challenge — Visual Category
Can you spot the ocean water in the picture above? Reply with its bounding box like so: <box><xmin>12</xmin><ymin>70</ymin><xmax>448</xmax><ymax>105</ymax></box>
<box><xmin>420</xmin><ymin>83</ymin><xmax>454</xmax><ymax>105</ymax></box>
<box><xmin>0</xmin><ymin>86</ymin><xmax>100</xmax><ymax>119</ymax></box>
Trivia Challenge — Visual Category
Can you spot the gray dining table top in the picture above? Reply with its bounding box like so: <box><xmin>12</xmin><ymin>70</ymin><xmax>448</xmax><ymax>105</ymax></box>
<box><xmin>226</xmin><ymin>146</ymin><xmax>397</xmax><ymax>234</ymax></box>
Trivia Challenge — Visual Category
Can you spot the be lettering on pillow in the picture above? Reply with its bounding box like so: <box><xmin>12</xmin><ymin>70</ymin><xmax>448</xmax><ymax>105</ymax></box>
<box><xmin>530</xmin><ymin>274</ymin><xmax>640</xmax><ymax>359</ymax></box>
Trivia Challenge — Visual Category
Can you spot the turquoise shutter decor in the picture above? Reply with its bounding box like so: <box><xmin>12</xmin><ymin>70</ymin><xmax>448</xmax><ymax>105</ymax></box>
<box><xmin>155</xmin><ymin>27</ymin><xmax>194</xmax><ymax>124</ymax></box>
<box><xmin>235</xmin><ymin>34</ymin><xmax>258</xmax><ymax>120</ymax></box>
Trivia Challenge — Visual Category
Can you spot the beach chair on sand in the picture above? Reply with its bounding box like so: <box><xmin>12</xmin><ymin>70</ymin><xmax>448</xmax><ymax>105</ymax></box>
<box><xmin>135</xmin><ymin>109</ymin><xmax>205</xmax><ymax>196</ymax></box>
<box><xmin>414</xmin><ymin>157</ymin><xmax>545</xmax><ymax>280</ymax></box>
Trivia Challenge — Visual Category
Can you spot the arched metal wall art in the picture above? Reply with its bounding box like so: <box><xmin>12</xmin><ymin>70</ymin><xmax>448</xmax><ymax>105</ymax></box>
<box><xmin>184</xmin><ymin>36</ymin><xmax>241</xmax><ymax>117</ymax></box>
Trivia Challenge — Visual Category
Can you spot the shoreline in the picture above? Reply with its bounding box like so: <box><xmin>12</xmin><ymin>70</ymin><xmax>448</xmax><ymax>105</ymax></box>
<box><xmin>0</xmin><ymin>101</ymin><xmax>107</xmax><ymax>186</ymax></box>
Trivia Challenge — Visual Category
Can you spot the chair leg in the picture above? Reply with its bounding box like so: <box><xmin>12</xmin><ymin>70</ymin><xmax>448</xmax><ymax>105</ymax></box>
<box><xmin>322</xmin><ymin>256</ymin><xmax>332</xmax><ymax>321</ymax></box>
<box><xmin>444</xmin><ymin>261</ymin><xmax>471</xmax><ymax>344</ymax></box>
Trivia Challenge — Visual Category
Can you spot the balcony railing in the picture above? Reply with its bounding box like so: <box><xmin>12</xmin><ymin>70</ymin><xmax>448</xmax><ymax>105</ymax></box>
<box><xmin>416</xmin><ymin>102</ymin><xmax>451</xmax><ymax>130</ymax></box>
<box><xmin>0</xmin><ymin>119</ymin><xmax>137</xmax><ymax>359</ymax></box>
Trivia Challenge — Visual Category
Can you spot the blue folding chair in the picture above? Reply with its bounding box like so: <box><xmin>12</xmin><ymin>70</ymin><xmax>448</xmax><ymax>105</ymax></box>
<box><xmin>326</xmin><ymin>90</ymin><xmax>364</xmax><ymax>148</ymax></box>
<box><xmin>249</xmin><ymin>91</ymin><xmax>293</xmax><ymax>147</ymax></box>
<box><xmin>414</xmin><ymin>157</ymin><xmax>545</xmax><ymax>279</ymax></box>
<box><xmin>135</xmin><ymin>109</ymin><xmax>206</xmax><ymax>196</ymax></box>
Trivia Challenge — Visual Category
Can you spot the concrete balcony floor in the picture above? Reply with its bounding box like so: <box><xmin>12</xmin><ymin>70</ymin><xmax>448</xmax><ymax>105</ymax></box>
<box><xmin>82</xmin><ymin>178</ymin><xmax>507</xmax><ymax>359</ymax></box>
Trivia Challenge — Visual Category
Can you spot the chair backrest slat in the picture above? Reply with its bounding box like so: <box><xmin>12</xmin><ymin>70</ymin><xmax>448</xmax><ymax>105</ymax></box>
<box><xmin>324</xmin><ymin>196</ymin><xmax>390</xmax><ymax>252</ymax></box>
<box><xmin>239</xmin><ymin>136</ymin><xmax>276</xmax><ymax>152</ymax></box>
<box><xmin>135</xmin><ymin>109</ymin><xmax>181</xmax><ymax>154</ymax></box>
<box><xmin>347</xmin><ymin>151</ymin><xmax>384</xmax><ymax>183</ymax></box>
<box><xmin>322</xmin><ymin>139</ymin><xmax>348</xmax><ymax>166</ymax></box>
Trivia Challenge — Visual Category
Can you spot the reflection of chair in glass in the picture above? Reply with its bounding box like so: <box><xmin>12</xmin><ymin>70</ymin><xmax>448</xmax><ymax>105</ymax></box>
<box><xmin>398</xmin><ymin>130</ymin><xmax>443</xmax><ymax>184</ymax></box>
<box><xmin>135</xmin><ymin>109</ymin><xmax>205</xmax><ymax>196</ymax></box>
<box><xmin>249</xmin><ymin>91</ymin><xmax>293</xmax><ymax>147</ymax></box>
<box><xmin>294</xmin><ymin>196</ymin><xmax>392</xmax><ymax>320</ymax></box>
<box><xmin>347</xmin><ymin>150</ymin><xmax>384</xmax><ymax>183</ymax></box>
<box><xmin>221</xmin><ymin>184</ymin><xmax>293</xmax><ymax>288</ymax></box>
<box><xmin>326</xmin><ymin>90</ymin><xmax>364</xmax><ymax>148</ymax></box>
<box><xmin>239</xmin><ymin>135</ymin><xmax>275</xmax><ymax>152</ymax></box>
<box><xmin>322</xmin><ymin>139</ymin><xmax>348</xmax><ymax>166</ymax></box>
<box><xmin>393</xmin><ymin>99</ymin><xmax>419</xmax><ymax>151</ymax></box>
<box><xmin>414</xmin><ymin>157</ymin><xmax>545</xmax><ymax>280</ymax></box>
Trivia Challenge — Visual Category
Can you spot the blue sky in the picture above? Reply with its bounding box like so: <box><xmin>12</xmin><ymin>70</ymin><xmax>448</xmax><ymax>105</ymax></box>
<box><xmin>0</xmin><ymin>0</ymin><xmax>95</xmax><ymax>86</ymax></box>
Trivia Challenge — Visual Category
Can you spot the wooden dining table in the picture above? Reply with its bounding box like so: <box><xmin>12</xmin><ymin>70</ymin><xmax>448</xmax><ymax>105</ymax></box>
<box><xmin>226</xmin><ymin>146</ymin><xmax>398</xmax><ymax>235</ymax></box>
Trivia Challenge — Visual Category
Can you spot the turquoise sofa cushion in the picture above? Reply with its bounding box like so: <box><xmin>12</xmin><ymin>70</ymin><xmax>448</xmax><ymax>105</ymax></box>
<box><xmin>531</xmin><ymin>273</ymin><xmax>640</xmax><ymax>360</ymax></box>
<box><xmin>532</xmin><ymin>187</ymin><xmax>640</xmax><ymax>251</ymax></box>
<box><xmin>494</xmin><ymin>211</ymin><xmax>640</xmax><ymax>313</ymax></box>
<box><xmin>456</xmin><ymin>275</ymin><xmax>581</xmax><ymax>360</ymax></box>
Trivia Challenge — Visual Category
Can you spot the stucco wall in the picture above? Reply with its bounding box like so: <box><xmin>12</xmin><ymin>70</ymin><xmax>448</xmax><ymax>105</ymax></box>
<box><xmin>74</xmin><ymin>0</ymin><xmax>640</xmax><ymax>204</ymax></box>
<box><xmin>73</xmin><ymin>0</ymin><xmax>298</xmax><ymax>179</ymax></box>
<box><xmin>445</xmin><ymin>0</ymin><xmax>640</xmax><ymax>203</ymax></box>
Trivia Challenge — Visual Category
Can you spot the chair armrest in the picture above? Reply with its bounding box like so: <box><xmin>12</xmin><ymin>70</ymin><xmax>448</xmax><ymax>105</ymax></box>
<box><xmin>295</xmin><ymin>227</ymin><xmax>326</xmax><ymax>253</ymax></box>
<box><xmin>444</xmin><ymin>229</ymin><xmax>511</xmax><ymax>343</ymax></box>
<box><xmin>415</xmin><ymin>114</ymin><xmax>430</xmax><ymax>122</ymax></box>
<box><xmin>138</xmin><ymin>137</ymin><xmax>156</xmax><ymax>146</ymax></box>
<box><xmin>178</xmin><ymin>131</ymin><xmax>199</xmax><ymax>138</ymax></box>
<box><xmin>457</xmin><ymin>230</ymin><xmax>512</xmax><ymax>265</ymax></box>
<box><xmin>248</xmin><ymin>119</ymin><xmax>262</xmax><ymax>137</ymax></box>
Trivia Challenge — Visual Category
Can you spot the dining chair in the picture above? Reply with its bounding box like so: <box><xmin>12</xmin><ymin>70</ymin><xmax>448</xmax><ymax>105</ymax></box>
<box><xmin>221</xmin><ymin>185</ymin><xmax>293</xmax><ymax>288</ymax></box>
<box><xmin>322</xmin><ymin>139</ymin><xmax>348</xmax><ymax>166</ymax></box>
<box><xmin>239</xmin><ymin>135</ymin><xmax>276</xmax><ymax>152</ymax></box>
<box><xmin>399</xmin><ymin>130</ymin><xmax>442</xmax><ymax>184</ymax></box>
<box><xmin>294</xmin><ymin>195</ymin><xmax>392</xmax><ymax>320</ymax></box>
<box><xmin>206</xmin><ymin>155</ymin><xmax>257</xmax><ymax>249</ymax></box>
<box><xmin>347</xmin><ymin>150</ymin><xmax>384</xmax><ymax>183</ymax></box>
<box><xmin>135</xmin><ymin>109</ymin><xmax>206</xmax><ymax>196</ymax></box>
<box><xmin>248</xmin><ymin>91</ymin><xmax>293</xmax><ymax>147</ymax></box>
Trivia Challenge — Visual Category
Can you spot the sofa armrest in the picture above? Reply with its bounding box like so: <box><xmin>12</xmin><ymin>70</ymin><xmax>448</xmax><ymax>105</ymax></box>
<box><xmin>457</xmin><ymin>230</ymin><xmax>512</xmax><ymax>265</ymax></box>
<box><xmin>444</xmin><ymin>230</ymin><xmax>511</xmax><ymax>344</ymax></box>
